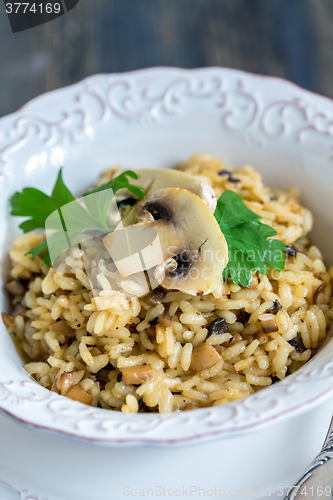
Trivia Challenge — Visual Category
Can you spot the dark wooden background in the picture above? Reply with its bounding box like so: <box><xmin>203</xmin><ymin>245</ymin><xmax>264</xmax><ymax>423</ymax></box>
<box><xmin>1</xmin><ymin>0</ymin><xmax>333</xmax><ymax>118</ymax></box>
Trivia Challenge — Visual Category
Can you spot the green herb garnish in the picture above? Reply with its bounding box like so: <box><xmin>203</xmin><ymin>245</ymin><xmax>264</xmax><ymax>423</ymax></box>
<box><xmin>10</xmin><ymin>168</ymin><xmax>144</xmax><ymax>264</ymax></box>
<box><xmin>10</xmin><ymin>171</ymin><xmax>285</xmax><ymax>288</ymax></box>
<box><xmin>214</xmin><ymin>190</ymin><xmax>286</xmax><ymax>287</ymax></box>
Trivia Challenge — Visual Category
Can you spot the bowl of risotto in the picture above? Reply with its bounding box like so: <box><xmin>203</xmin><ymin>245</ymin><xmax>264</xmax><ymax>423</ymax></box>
<box><xmin>1</xmin><ymin>67</ymin><xmax>333</xmax><ymax>499</ymax></box>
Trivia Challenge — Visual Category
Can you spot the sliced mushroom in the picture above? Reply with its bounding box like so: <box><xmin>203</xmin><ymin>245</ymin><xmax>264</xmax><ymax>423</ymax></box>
<box><xmin>143</xmin><ymin>288</ymin><xmax>166</xmax><ymax>305</ymax></box>
<box><xmin>133</xmin><ymin>169</ymin><xmax>217</xmax><ymax>212</ymax></box>
<box><xmin>190</xmin><ymin>344</ymin><xmax>222</xmax><ymax>372</ymax></box>
<box><xmin>104</xmin><ymin>188</ymin><xmax>228</xmax><ymax>296</ymax></box>
<box><xmin>122</xmin><ymin>365</ymin><xmax>154</xmax><ymax>385</ymax></box>
<box><xmin>260</xmin><ymin>320</ymin><xmax>279</xmax><ymax>334</ymax></box>
<box><xmin>65</xmin><ymin>384</ymin><xmax>93</xmax><ymax>405</ymax></box>
<box><xmin>1</xmin><ymin>312</ymin><xmax>15</xmax><ymax>329</ymax></box>
<box><xmin>159</xmin><ymin>312</ymin><xmax>172</xmax><ymax>327</ymax></box>
<box><xmin>113</xmin><ymin>168</ymin><xmax>217</xmax><ymax>227</ymax></box>
<box><xmin>60</xmin><ymin>370</ymin><xmax>86</xmax><ymax>395</ymax></box>
<box><xmin>5</xmin><ymin>279</ymin><xmax>26</xmax><ymax>296</ymax></box>
<box><xmin>90</xmin><ymin>347</ymin><xmax>103</xmax><ymax>356</ymax></box>
<box><xmin>313</xmin><ymin>283</ymin><xmax>326</xmax><ymax>305</ymax></box>
<box><xmin>288</xmin><ymin>334</ymin><xmax>306</xmax><ymax>353</ymax></box>
<box><xmin>207</xmin><ymin>317</ymin><xmax>229</xmax><ymax>336</ymax></box>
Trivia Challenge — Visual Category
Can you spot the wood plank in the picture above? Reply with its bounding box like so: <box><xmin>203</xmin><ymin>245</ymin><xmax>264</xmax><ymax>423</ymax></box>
<box><xmin>0</xmin><ymin>0</ymin><xmax>332</xmax><ymax>117</ymax></box>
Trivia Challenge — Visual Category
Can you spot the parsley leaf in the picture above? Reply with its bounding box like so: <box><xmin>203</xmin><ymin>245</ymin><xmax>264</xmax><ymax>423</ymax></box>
<box><xmin>10</xmin><ymin>168</ymin><xmax>145</xmax><ymax>265</ymax></box>
<box><xmin>83</xmin><ymin>170</ymin><xmax>145</xmax><ymax>199</ymax></box>
<box><xmin>214</xmin><ymin>190</ymin><xmax>286</xmax><ymax>287</ymax></box>
<box><xmin>10</xmin><ymin>168</ymin><xmax>75</xmax><ymax>233</ymax></box>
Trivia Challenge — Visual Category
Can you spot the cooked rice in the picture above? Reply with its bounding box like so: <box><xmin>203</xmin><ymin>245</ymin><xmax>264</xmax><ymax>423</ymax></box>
<box><xmin>3</xmin><ymin>154</ymin><xmax>333</xmax><ymax>413</ymax></box>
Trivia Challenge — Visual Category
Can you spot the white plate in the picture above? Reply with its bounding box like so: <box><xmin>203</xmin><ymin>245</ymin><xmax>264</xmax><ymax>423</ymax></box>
<box><xmin>1</xmin><ymin>67</ymin><xmax>333</xmax><ymax>498</ymax></box>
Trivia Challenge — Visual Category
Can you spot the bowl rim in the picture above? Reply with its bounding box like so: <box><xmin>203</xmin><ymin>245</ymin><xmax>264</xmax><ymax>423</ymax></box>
<box><xmin>1</xmin><ymin>66</ymin><xmax>333</xmax><ymax>446</ymax></box>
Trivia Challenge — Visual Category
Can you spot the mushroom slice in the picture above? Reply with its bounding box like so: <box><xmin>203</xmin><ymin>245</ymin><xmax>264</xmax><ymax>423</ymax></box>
<box><xmin>135</xmin><ymin>169</ymin><xmax>217</xmax><ymax>212</ymax></box>
<box><xmin>103</xmin><ymin>188</ymin><xmax>228</xmax><ymax>296</ymax></box>
<box><xmin>122</xmin><ymin>365</ymin><xmax>154</xmax><ymax>385</ymax></box>
<box><xmin>190</xmin><ymin>344</ymin><xmax>222</xmax><ymax>372</ymax></box>
<box><xmin>60</xmin><ymin>370</ymin><xmax>86</xmax><ymax>395</ymax></box>
<box><xmin>65</xmin><ymin>384</ymin><xmax>93</xmax><ymax>405</ymax></box>
<box><xmin>114</xmin><ymin>169</ymin><xmax>217</xmax><ymax>227</ymax></box>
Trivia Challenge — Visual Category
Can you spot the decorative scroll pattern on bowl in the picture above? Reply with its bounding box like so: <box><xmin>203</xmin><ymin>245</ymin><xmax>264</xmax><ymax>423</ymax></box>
<box><xmin>0</xmin><ymin>479</ymin><xmax>48</xmax><ymax>500</ymax></box>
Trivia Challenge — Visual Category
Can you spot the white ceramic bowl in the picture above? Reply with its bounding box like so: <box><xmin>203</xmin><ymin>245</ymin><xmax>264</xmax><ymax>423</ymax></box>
<box><xmin>1</xmin><ymin>67</ymin><xmax>333</xmax><ymax>500</ymax></box>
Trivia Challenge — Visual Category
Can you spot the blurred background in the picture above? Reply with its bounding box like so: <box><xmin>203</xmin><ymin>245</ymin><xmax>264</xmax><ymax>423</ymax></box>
<box><xmin>0</xmin><ymin>0</ymin><xmax>333</xmax><ymax>117</ymax></box>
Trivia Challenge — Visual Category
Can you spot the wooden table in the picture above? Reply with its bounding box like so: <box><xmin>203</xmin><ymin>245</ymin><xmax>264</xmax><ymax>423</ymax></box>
<box><xmin>0</xmin><ymin>0</ymin><xmax>333</xmax><ymax>118</ymax></box>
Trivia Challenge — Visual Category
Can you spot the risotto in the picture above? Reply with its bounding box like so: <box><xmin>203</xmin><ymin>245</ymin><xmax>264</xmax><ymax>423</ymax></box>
<box><xmin>2</xmin><ymin>154</ymin><xmax>333</xmax><ymax>413</ymax></box>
